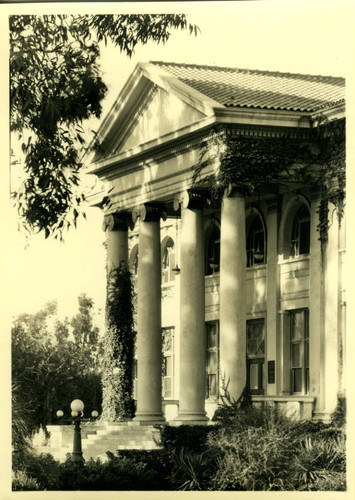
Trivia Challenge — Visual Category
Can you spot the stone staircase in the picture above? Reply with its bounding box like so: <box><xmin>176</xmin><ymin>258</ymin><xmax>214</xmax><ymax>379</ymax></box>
<box><xmin>82</xmin><ymin>422</ymin><xmax>161</xmax><ymax>461</ymax></box>
<box><xmin>36</xmin><ymin>422</ymin><xmax>161</xmax><ymax>462</ymax></box>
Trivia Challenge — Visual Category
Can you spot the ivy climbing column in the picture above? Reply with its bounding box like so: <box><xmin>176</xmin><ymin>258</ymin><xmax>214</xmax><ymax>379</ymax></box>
<box><xmin>173</xmin><ymin>190</ymin><xmax>209</xmax><ymax>424</ymax></box>
<box><xmin>219</xmin><ymin>185</ymin><xmax>246</xmax><ymax>401</ymax></box>
<box><xmin>132</xmin><ymin>203</ymin><xmax>166</xmax><ymax>423</ymax></box>
<box><xmin>102</xmin><ymin>212</ymin><xmax>135</xmax><ymax>421</ymax></box>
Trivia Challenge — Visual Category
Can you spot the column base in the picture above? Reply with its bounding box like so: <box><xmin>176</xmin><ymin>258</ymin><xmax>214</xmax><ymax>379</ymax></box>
<box><xmin>173</xmin><ymin>410</ymin><xmax>209</xmax><ymax>425</ymax></box>
<box><xmin>133</xmin><ymin>411</ymin><xmax>166</xmax><ymax>425</ymax></box>
<box><xmin>312</xmin><ymin>410</ymin><xmax>332</xmax><ymax>424</ymax></box>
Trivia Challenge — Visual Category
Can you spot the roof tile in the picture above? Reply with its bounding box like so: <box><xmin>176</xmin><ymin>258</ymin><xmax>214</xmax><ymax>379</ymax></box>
<box><xmin>151</xmin><ymin>62</ymin><xmax>345</xmax><ymax>112</ymax></box>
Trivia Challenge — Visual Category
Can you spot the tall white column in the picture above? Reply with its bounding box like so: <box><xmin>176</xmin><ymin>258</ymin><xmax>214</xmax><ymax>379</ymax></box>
<box><xmin>133</xmin><ymin>204</ymin><xmax>166</xmax><ymax>423</ymax></box>
<box><xmin>174</xmin><ymin>190</ymin><xmax>208</xmax><ymax>424</ymax></box>
<box><xmin>322</xmin><ymin>205</ymin><xmax>340</xmax><ymax>419</ymax></box>
<box><xmin>219</xmin><ymin>185</ymin><xmax>246</xmax><ymax>401</ymax></box>
<box><xmin>265</xmin><ymin>197</ymin><xmax>279</xmax><ymax>395</ymax></box>
<box><xmin>309</xmin><ymin>193</ymin><xmax>324</xmax><ymax>419</ymax></box>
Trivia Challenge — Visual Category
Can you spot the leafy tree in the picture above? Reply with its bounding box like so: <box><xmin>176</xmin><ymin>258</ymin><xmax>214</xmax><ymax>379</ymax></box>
<box><xmin>10</xmin><ymin>14</ymin><xmax>199</xmax><ymax>238</ymax></box>
<box><xmin>11</xmin><ymin>297</ymin><xmax>103</xmax><ymax>436</ymax></box>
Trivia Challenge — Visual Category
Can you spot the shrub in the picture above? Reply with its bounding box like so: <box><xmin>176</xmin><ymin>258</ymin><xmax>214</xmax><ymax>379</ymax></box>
<box><xmin>331</xmin><ymin>396</ymin><xmax>346</xmax><ymax>428</ymax></box>
<box><xmin>58</xmin><ymin>454</ymin><xmax>160</xmax><ymax>490</ymax></box>
<box><xmin>115</xmin><ymin>449</ymin><xmax>173</xmax><ymax>489</ymax></box>
<box><xmin>12</xmin><ymin>470</ymin><xmax>41</xmax><ymax>491</ymax></box>
<box><xmin>156</xmin><ymin>424</ymin><xmax>219</xmax><ymax>453</ymax></box>
<box><xmin>12</xmin><ymin>449</ymin><xmax>61</xmax><ymax>490</ymax></box>
<box><xmin>209</xmin><ymin>425</ymin><xmax>295</xmax><ymax>490</ymax></box>
<box><xmin>289</xmin><ymin>434</ymin><xmax>346</xmax><ymax>490</ymax></box>
<box><xmin>168</xmin><ymin>447</ymin><xmax>216</xmax><ymax>491</ymax></box>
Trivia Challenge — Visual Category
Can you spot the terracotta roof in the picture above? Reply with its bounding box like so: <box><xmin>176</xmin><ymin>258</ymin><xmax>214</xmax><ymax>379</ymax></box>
<box><xmin>150</xmin><ymin>62</ymin><xmax>345</xmax><ymax>112</ymax></box>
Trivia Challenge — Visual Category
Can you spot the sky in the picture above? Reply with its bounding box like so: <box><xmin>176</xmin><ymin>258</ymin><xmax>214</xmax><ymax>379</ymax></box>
<box><xmin>2</xmin><ymin>0</ymin><xmax>354</xmax><ymax>330</ymax></box>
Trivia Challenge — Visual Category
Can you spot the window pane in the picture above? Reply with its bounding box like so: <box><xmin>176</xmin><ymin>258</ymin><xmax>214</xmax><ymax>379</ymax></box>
<box><xmin>299</xmin><ymin>220</ymin><xmax>310</xmax><ymax>254</ymax></box>
<box><xmin>247</xmin><ymin>319</ymin><xmax>265</xmax><ymax>356</ymax></box>
<box><xmin>207</xmin><ymin>325</ymin><xmax>217</xmax><ymax>348</ymax></box>
<box><xmin>164</xmin><ymin>378</ymin><xmax>172</xmax><ymax>398</ymax></box>
<box><xmin>165</xmin><ymin>356</ymin><xmax>172</xmax><ymax>376</ymax></box>
<box><xmin>208</xmin><ymin>374</ymin><xmax>217</xmax><ymax>397</ymax></box>
<box><xmin>207</xmin><ymin>352</ymin><xmax>217</xmax><ymax>373</ymax></box>
<box><xmin>249</xmin><ymin>364</ymin><xmax>259</xmax><ymax>390</ymax></box>
<box><xmin>291</xmin><ymin>343</ymin><xmax>301</xmax><ymax>367</ymax></box>
<box><xmin>292</xmin><ymin>368</ymin><xmax>302</xmax><ymax>392</ymax></box>
<box><xmin>290</xmin><ymin>312</ymin><xmax>304</xmax><ymax>340</ymax></box>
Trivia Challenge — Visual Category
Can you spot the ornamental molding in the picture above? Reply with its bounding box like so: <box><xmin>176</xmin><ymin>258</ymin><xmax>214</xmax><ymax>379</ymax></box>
<box><xmin>102</xmin><ymin>212</ymin><xmax>134</xmax><ymax>232</ymax></box>
<box><xmin>132</xmin><ymin>203</ymin><xmax>168</xmax><ymax>224</ymax></box>
<box><xmin>225</xmin><ymin>123</ymin><xmax>312</xmax><ymax>140</ymax></box>
<box><xmin>173</xmin><ymin>189</ymin><xmax>211</xmax><ymax>211</ymax></box>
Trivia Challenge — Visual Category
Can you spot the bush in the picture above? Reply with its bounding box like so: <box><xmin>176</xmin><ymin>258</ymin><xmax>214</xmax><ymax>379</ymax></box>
<box><xmin>12</xmin><ymin>470</ymin><xmax>41</xmax><ymax>491</ymax></box>
<box><xmin>206</xmin><ymin>401</ymin><xmax>346</xmax><ymax>491</ymax></box>
<box><xmin>168</xmin><ymin>447</ymin><xmax>216</xmax><ymax>490</ymax></box>
<box><xmin>209</xmin><ymin>425</ymin><xmax>296</xmax><ymax>490</ymax></box>
<box><xmin>289</xmin><ymin>434</ymin><xmax>346</xmax><ymax>490</ymax></box>
<box><xmin>115</xmin><ymin>449</ymin><xmax>173</xmax><ymax>489</ymax></box>
<box><xmin>12</xmin><ymin>449</ymin><xmax>61</xmax><ymax>490</ymax></box>
<box><xmin>331</xmin><ymin>396</ymin><xmax>346</xmax><ymax>428</ymax></box>
<box><xmin>156</xmin><ymin>424</ymin><xmax>219</xmax><ymax>453</ymax></box>
<box><xmin>57</xmin><ymin>453</ymin><xmax>161</xmax><ymax>490</ymax></box>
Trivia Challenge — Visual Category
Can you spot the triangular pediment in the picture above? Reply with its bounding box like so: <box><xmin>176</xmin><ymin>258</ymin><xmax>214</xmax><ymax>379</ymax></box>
<box><xmin>90</xmin><ymin>63</ymin><xmax>220</xmax><ymax>164</ymax></box>
<box><xmin>118</xmin><ymin>85</ymin><xmax>205</xmax><ymax>154</ymax></box>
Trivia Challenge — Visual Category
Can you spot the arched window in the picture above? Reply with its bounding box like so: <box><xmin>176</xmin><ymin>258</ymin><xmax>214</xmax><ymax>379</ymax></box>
<box><xmin>206</xmin><ymin>224</ymin><xmax>220</xmax><ymax>275</ymax></box>
<box><xmin>246</xmin><ymin>214</ymin><xmax>266</xmax><ymax>267</ymax></box>
<box><xmin>162</xmin><ymin>237</ymin><xmax>176</xmax><ymax>283</ymax></box>
<box><xmin>291</xmin><ymin>205</ymin><xmax>310</xmax><ymax>257</ymax></box>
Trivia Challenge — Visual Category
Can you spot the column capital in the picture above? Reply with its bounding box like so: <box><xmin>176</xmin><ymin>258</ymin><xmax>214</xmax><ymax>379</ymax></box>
<box><xmin>173</xmin><ymin>189</ymin><xmax>211</xmax><ymax>211</ymax></box>
<box><xmin>132</xmin><ymin>203</ymin><xmax>167</xmax><ymax>224</ymax></box>
<box><xmin>224</xmin><ymin>183</ymin><xmax>246</xmax><ymax>198</ymax></box>
<box><xmin>102</xmin><ymin>212</ymin><xmax>133</xmax><ymax>232</ymax></box>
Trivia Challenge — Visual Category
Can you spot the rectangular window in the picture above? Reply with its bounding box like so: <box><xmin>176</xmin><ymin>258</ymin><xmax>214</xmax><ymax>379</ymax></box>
<box><xmin>206</xmin><ymin>322</ymin><xmax>219</xmax><ymax>399</ymax></box>
<box><xmin>247</xmin><ymin>318</ymin><xmax>265</xmax><ymax>394</ymax></box>
<box><xmin>162</xmin><ymin>327</ymin><xmax>174</xmax><ymax>399</ymax></box>
<box><xmin>290</xmin><ymin>309</ymin><xmax>309</xmax><ymax>394</ymax></box>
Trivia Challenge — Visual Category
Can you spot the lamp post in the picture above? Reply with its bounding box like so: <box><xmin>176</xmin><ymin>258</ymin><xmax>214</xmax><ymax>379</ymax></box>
<box><xmin>56</xmin><ymin>399</ymin><xmax>99</xmax><ymax>464</ymax></box>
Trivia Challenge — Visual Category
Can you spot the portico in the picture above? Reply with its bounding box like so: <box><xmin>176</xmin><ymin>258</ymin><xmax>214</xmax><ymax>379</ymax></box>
<box><xmin>87</xmin><ymin>61</ymin><xmax>346</xmax><ymax>424</ymax></box>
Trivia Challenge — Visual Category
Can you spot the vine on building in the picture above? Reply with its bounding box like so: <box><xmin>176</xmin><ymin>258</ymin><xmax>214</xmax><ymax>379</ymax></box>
<box><xmin>195</xmin><ymin>118</ymin><xmax>345</xmax><ymax>246</ymax></box>
<box><xmin>101</xmin><ymin>262</ymin><xmax>136</xmax><ymax>421</ymax></box>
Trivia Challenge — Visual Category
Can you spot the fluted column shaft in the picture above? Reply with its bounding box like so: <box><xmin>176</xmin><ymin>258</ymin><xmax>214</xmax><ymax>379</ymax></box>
<box><xmin>219</xmin><ymin>186</ymin><xmax>246</xmax><ymax>400</ymax></box>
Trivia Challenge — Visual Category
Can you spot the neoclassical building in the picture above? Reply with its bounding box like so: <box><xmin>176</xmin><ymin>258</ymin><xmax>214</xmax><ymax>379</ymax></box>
<box><xmin>86</xmin><ymin>62</ymin><xmax>346</xmax><ymax>424</ymax></box>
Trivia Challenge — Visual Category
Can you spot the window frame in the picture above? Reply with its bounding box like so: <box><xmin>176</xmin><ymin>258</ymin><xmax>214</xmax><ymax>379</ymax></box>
<box><xmin>162</xmin><ymin>326</ymin><xmax>175</xmax><ymax>399</ymax></box>
<box><xmin>246</xmin><ymin>214</ymin><xmax>266</xmax><ymax>268</ymax></box>
<box><xmin>289</xmin><ymin>309</ymin><xmax>309</xmax><ymax>395</ymax></box>
<box><xmin>205</xmin><ymin>321</ymin><xmax>219</xmax><ymax>400</ymax></box>
<box><xmin>291</xmin><ymin>205</ymin><xmax>310</xmax><ymax>258</ymax></box>
<box><xmin>246</xmin><ymin>318</ymin><xmax>265</xmax><ymax>395</ymax></box>
<box><xmin>162</xmin><ymin>238</ymin><xmax>176</xmax><ymax>284</ymax></box>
